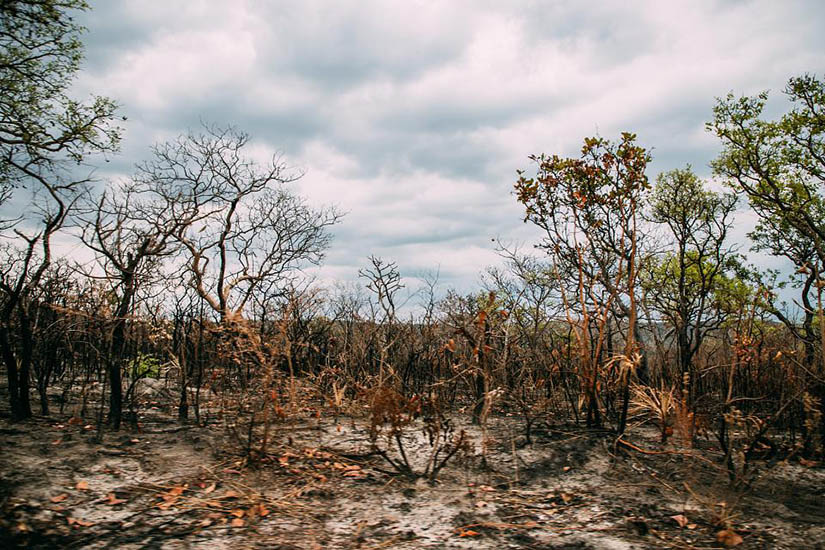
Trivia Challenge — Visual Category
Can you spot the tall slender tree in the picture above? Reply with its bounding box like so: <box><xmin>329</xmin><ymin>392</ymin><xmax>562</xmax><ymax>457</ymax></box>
<box><xmin>645</xmin><ymin>167</ymin><xmax>738</xmax><ymax>397</ymax></box>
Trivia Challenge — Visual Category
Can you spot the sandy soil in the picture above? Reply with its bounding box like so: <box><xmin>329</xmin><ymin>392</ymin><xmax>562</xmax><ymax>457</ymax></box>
<box><xmin>1</xmin><ymin>389</ymin><xmax>824</xmax><ymax>549</ymax></box>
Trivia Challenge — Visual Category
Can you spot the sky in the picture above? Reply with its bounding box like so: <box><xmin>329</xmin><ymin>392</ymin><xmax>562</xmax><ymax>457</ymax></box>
<box><xmin>72</xmin><ymin>0</ymin><xmax>825</xmax><ymax>303</ymax></box>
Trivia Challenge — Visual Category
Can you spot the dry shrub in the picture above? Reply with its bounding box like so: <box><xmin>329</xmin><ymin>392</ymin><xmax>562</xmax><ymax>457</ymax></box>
<box><xmin>367</xmin><ymin>385</ymin><xmax>471</xmax><ymax>480</ymax></box>
<box><xmin>630</xmin><ymin>384</ymin><xmax>676</xmax><ymax>443</ymax></box>
<box><xmin>214</xmin><ymin>316</ymin><xmax>285</xmax><ymax>464</ymax></box>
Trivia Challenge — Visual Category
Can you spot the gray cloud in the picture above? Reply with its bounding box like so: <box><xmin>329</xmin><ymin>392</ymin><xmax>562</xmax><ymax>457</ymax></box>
<box><xmin>70</xmin><ymin>0</ymin><xmax>825</xmax><ymax>299</ymax></box>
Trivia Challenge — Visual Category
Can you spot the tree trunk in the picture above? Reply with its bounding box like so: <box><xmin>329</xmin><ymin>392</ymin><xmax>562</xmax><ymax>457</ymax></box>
<box><xmin>0</xmin><ymin>326</ymin><xmax>23</xmax><ymax>420</ymax></box>
<box><xmin>108</xmin><ymin>314</ymin><xmax>128</xmax><ymax>430</ymax></box>
<box><xmin>177</xmin><ymin>317</ymin><xmax>189</xmax><ymax>421</ymax></box>
<box><xmin>108</xmin><ymin>279</ymin><xmax>135</xmax><ymax>430</ymax></box>
<box><xmin>16</xmin><ymin>307</ymin><xmax>34</xmax><ymax>420</ymax></box>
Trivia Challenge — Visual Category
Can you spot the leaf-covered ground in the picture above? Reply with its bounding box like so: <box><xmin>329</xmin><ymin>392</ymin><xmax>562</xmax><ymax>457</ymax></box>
<box><xmin>1</xmin><ymin>394</ymin><xmax>824</xmax><ymax>549</ymax></box>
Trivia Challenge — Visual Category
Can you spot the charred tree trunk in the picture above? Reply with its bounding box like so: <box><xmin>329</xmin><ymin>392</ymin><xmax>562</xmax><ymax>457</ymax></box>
<box><xmin>108</xmin><ymin>273</ymin><xmax>136</xmax><ymax>430</ymax></box>
<box><xmin>0</xmin><ymin>325</ymin><xmax>24</xmax><ymax>420</ymax></box>
<box><xmin>17</xmin><ymin>305</ymin><xmax>33</xmax><ymax>419</ymax></box>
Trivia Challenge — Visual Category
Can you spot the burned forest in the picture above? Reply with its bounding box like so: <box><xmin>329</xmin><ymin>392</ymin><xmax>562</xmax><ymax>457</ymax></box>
<box><xmin>1</xmin><ymin>1</ymin><xmax>824</xmax><ymax>549</ymax></box>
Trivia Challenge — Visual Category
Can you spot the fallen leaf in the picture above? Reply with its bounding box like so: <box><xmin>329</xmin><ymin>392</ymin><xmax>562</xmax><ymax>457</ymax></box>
<box><xmin>50</xmin><ymin>494</ymin><xmax>69</xmax><ymax>503</ymax></box>
<box><xmin>203</xmin><ymin>483</ymin><xmax>216</xmax><ymax>494</ymax></box>
<box><xmin>223</xmin><ymin>490</ymin><xmax>240</xmax><ymax>499</ymax></box>
<box><xmin>561</xmin><ymin>493</ymin><xmax>573</xmax><ymax>504</ymax></box>
<box><xmin>458</xmin><ymin>529</ymin><xmax>480</xmax><ymax>537</ymax></box>
<box><xmin>343</xmin><ymin>464</ymin><xmax>361</xmax><ymax>472</ymax></box>
<box><xmin>52</xmin><ymin>439</ymin><xmax>62</xmax><ymax>445</ymax></box>
<box><xmin>563</xmin><ymin>466</ymin><xmax>572</xmax><ymax>472</ymax></box>
<box><xmin>67</xmin><ymin>517</ymin><xmax>94</xmax><ymax>528</ymax></box>
<box><xmin>156</xmin><ymin>485</ymin><xmax>187</xmax><ymax>508</ymax></box>
<box><xmin>231</xmin><ymin>518</ymin><xmax>245</xmax><ymax>527</ymax></box>
<box><xmin>222</xmin><ymin>468</ymin><xmax>242</xmax><ymax>475</ymax></box>
<box><xmin>671</xmin><ymin>514</ymin><xmax>689</xmax><ymax>528</ymax></box>
<box><xmin>230</xmin><ymin>509</ymin><xmax>245</xmax><ymax>518</ymax></box>
<box><xmin>716</xmin><ymin>529</ymin><xmax>744</xmax><ymax>547</ymax></box>
<box><xmin>75</xmin><ymin>481</ymin><xmax>89</xmax><ymax>491</ymax></box>
<box><xmin>103</xmin><ymin>493</ymin><xmax>127</xmax><ymax>505</ymax></box>
<box><xmin>799</xmin><ymin>458</ymin><xmax>819</xmax><ymax>468</ymax></box>
<box><xmin>67</xmin><ymin>417</ymin><xmax>83</xmax><ymax>425</ymax></box>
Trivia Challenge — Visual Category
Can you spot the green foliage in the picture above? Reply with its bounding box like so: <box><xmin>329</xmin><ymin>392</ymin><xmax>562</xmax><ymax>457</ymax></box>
<box><xmin>0</xmin><ymin>0</ymin><xmax>122</xmax><ymax>422</ymax></box>
<box><xmin>643</xmin><ymin>252</ymin><xmax>748</xmax><ymax>336</ymax></box>
<box><xmin>709</xmin><ymin>74</ymin><xmax>825</xmax><ymax>267</ymax></box>
<box><xmin>644</xmin><ymin>167</ymin><xmax>739</xmax><ymax>357</ymax></box>
<box><xmin>131</xmin><ymin>353</ymin><xmax>162</xmax><ymax>379</ymax></box>
<box><xmin>0</xmin><ymin>0</ymin><xmax>121</xmax><ymax>187</ymax></box>
<box><xmin>649</xmin><ymin>167</ymin><xmax>736</xmax><ymax>242</ymax></box>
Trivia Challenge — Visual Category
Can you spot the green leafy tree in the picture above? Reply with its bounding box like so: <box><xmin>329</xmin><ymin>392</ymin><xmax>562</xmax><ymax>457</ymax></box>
<box><xmin>750</xmin><ymin>220</ymin><xmax>820</xmax><ymax>367</ymax></box>
<box><xmin>641</xmin><ymin>251</ymin><xmax>743</xmax><ymax>370</ymax></box>
<box><xmin>646</xmin><ymin>167</ymin><xmax>737</xmax><ymax>395</ymax></box>
<box><xmin>710</xmin><ymin>73</ymin><xmax>825</xmax><ymax>444</ymax></box>
<box><xmin>709</xmin><ymin>74</ymin><xmax>825</xmax><ymax>272</ymax></box>
<box><xmin>1</xmin><ymin>0</ymin><xmax>120</xmax><ymax>179</ymax></box>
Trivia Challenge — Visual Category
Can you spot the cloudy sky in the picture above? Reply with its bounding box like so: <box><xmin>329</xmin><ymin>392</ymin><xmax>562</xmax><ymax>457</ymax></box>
<box><xmin>73</xmin><ymin>0</ymin><xmax>825</xmax><ymax>299</ymax></box>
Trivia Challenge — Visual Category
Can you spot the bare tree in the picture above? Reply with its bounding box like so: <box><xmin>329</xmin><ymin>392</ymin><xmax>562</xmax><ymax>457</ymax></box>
<box><xmin>359</xmin><ymin>255</ymin><xmax>405</xmax><ymax>383</ymax></box>
<box><xmin>359</xmin><ymin>255</ymin><xmax>404</xmax><ymax>325</ymax></box>
<box><xmin>79</xmin><ymin>180</ymin><xmax>187</xmax><ymax>429</ymax></box>
<box><xmin>135</xmin><ymin>124</ymin><xmax>341</xmax><ymax>323</ymax></box>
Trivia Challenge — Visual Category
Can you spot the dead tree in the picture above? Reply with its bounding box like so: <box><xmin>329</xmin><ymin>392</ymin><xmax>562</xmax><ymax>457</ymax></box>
<box><xmin>79</xmin><ymin>180</ymin><xmax>187</xmax><ymax>429</ymax></box>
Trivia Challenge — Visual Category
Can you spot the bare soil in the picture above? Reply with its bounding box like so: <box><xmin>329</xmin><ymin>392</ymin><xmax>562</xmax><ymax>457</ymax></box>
<box><xmin>1</xmin><ymin>390</ymin><xmax>824</xmax><ymax>549</ymax></box>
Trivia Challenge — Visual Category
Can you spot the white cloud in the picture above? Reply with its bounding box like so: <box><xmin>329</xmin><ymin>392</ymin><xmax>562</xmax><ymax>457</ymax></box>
<box><xmin>71</xmin><ymin>0</ymin><xmax>825</xmax><ymax>300</ymax></box>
